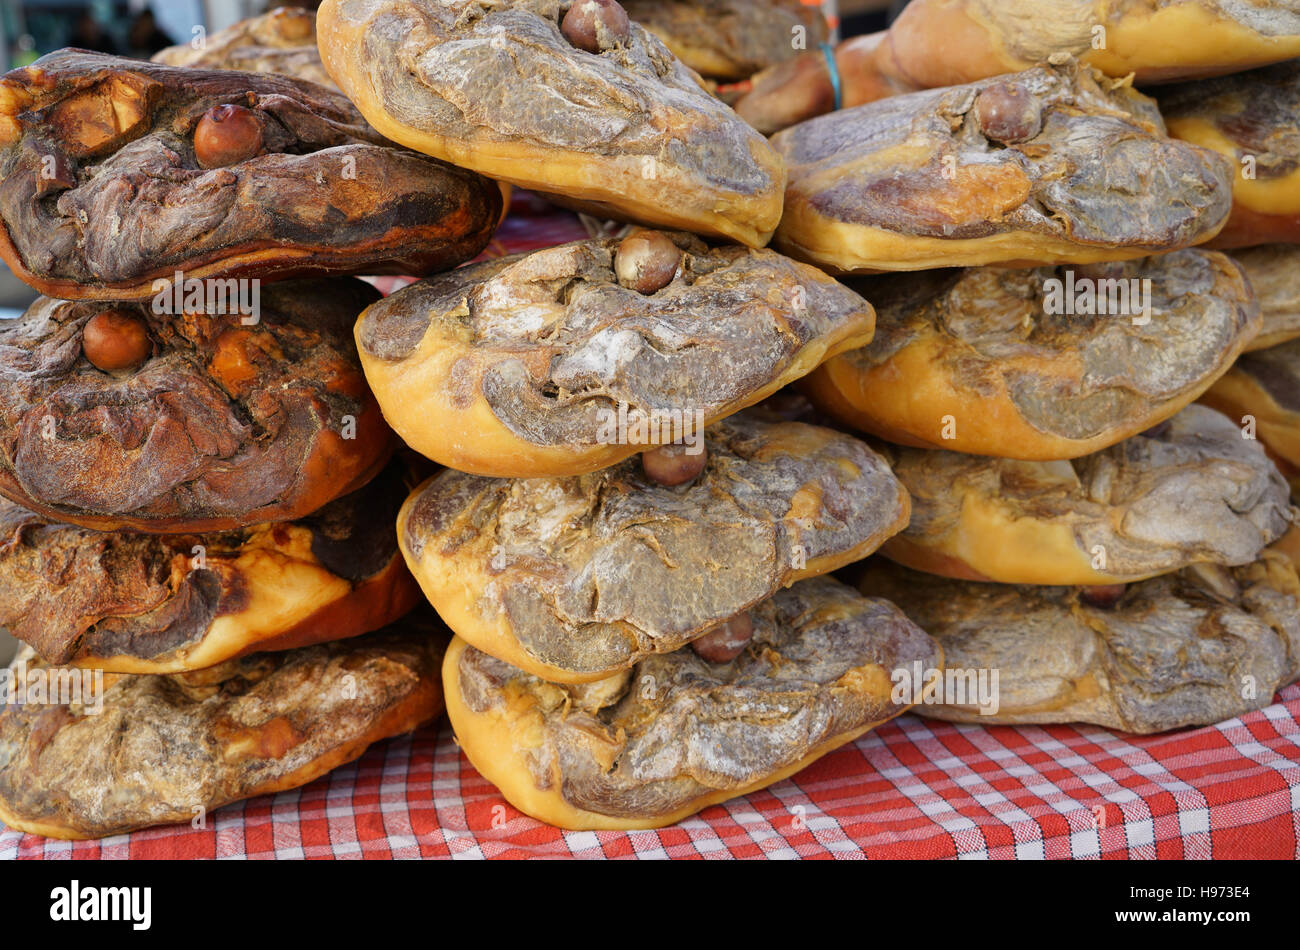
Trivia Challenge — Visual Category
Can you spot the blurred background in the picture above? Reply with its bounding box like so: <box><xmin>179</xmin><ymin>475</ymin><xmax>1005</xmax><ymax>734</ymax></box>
<box><xmin>0</xmin><ymin>0</ymin><xmax>310</xmax><ymax>72</ymax></box>
<box><xmin>0</xmin><ymin>2</ymin><xmax>274</xmax><ymax>74</ymax></box>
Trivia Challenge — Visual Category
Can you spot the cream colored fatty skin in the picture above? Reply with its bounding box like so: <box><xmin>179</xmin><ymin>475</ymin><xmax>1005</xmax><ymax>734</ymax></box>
<box><xmin>1084</xmin><ymin>4</ymin><xmax>1300</xmax><ymax>81</ymax></box>
<box><xmin>315</xmin><ymin>3</ymin><xmax>784</xmax><ymax>248</ymax></box>
<box><xmin>357</xmin><ymin>300</ymin><xmax>875</xmax><ymax>478</ymax></box>
<box><xmin>772</xmin><ymin>199</ymin><xmax>1207</xmax><ymax>273</ymax></box>
<box><xmin>397</xmin><ymin>474</ymin><xmax>911</xmax><ymax>684</ymax></box>
<box><xmin>882</xmin><ymin>488</ymin><xmax>1142</xmax><ymax>586</ymax></box>
<box><xmin>442</xmin><ymin>635</ymin><xmax>918</xmax><ymax>831</ymax></box>
<box><xmin>925</xmin><ymin>0</ymin><xmax>1300</xmax><ymax>82</ymax></box>
<box><xmin>68</xmin><ymin>524</ymin><xmax>353</xmax><ymax>675</ymax></box>
<box><xmin>1165</xmin><ymin>117</ymin><xmax>1300</xmax><ymax>216</ymax></box>
<box><xmin>1201</xmin><ymin>372</ymin><xmax>1300</xmax><ymax>470</ymax></box>
<box><xmin>0</xmin><ymin>803</ymin><xmax>92</xmax><ymax>840</ymax></box>
<box><xmin>806</xmin><ymin>319</ymin><xmax>1255</xmax><ymax>460</ymax></box>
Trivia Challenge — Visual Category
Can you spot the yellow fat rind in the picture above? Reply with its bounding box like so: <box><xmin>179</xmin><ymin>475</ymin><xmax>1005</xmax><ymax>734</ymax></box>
<box><xmin>1200</xmin><ymin>369</ymin><xmax>1300</xmax><ymax>469</ymax></box>
<box><xmin>806</xmin><ymin>320</ymin><xmax>1254</xmax><ymax>459</ymax></box>
<box><xmin>316</xmin><ymin>3</ymin><xmax>784</xmax><ymax>248</ymax></box>
<box><xmin>69</xmin><ymin>524</ymin><xmax>354</xmax><ymax>675</ymax></box>
<box><xmin>883</xmin><ymin>489</ymin><xmax>1155</xmax><ymax>585</ymax></box>
<box><xmin>358</xmin><ymin>298</ymin><xmax>876</xmax><ymax>478</ymax></box>
<box><xmin>1085</xmin><ymin>4</ymin><xmax>1300</xmax><ymax>81</ymax></box>
<box><xmin>399</xmin><ymin>470</ymin><xmax>911</xmax><ymax>684</ymax></box>
<box><xmin>1165</xmin><ymin>117</ymin><xmax>1300</xmax><ymax>217</ymax></box>
<box><xmin>443</xmin><ymin>635</ymin><xmax>918</xmax><ymax>830</ymax></box>
<box><xmin>772</xmin><ymin>192</ymin><xmax>1212</xmax><ymax>273</ymax></box>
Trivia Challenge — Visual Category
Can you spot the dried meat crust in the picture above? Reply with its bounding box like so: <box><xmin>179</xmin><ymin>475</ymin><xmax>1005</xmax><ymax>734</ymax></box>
<box><xmin>0</xmin><ymin>460</ymin><xmax>421</xmax><ymax>674</ymax></box>
<box><xmin>445</xmin><ymin>575</ymin><xmax>940</xmax><ymax>829</ymax></box>
<box><xmin>0</xmin><ymin>279</ymin><xmax>395</xmax><ymax>531</ymax></box>
<box><xmin>880</xmin><ymin>405</ymin><xmax>1293</xmax><ymax>585</ymax></box>
<box><xmin>1201</xmin><ymin>337</ymin><xmax>1300</xmax><ymax>488</ymax></box>
<box><xmin>1232</xmin><ymin>245</ymin><xmax>1300</xmax><ymax>350</ymax></box>
<box><xmin>400</xmin><ymin>412</ymin><xmax>911</xmax><ymax>682</ymax></box>
<box><xmin>0</xmin><ymin>50</ymin><xmax>501</xmax><ymax>300</ymax></box>
<box><xmin>621</xmin><ymin>0</ymin><xmax>827</xmax><ymax>81</ymax></box>
<box><xmin>153</xmin><ymin>7</ymin><xmax>337</xmax><ymax>89</ymax></box>
<box><xmin>1157</xmin><ymin>61</ymin><xmax>1300</xmax><ymax>249</ymax></box>
<box><xmin>885</xmin><ymin>0</ymin><xmax>1300</xmax><ymax>88</ymax></box>
<box><xmin>316</xmin><ymin>0</ymin><xmax>785</xmax><ymax>247</ymax></box>
<box><xmin>0</xmin><ymin>620</ymin><xmax>445</xmax><ymax>839</ymax></box>
<box><xmin>859</xmin><ymin>547</ymin><xmax>1300</xmax><ymax>734</ymax></box>
<box><xmin>356</xmin><ymin>232</ymin><xmax>876</xmax><ymax>476</ymax></box>
<box><xmin>802</xmin><ymin>250</ymin><xmax>1259</xmax><ymax>459</ymax></box>
<box><xmin>771</xmin><ymin>62</ymin><xmax>1234</xmax><ymax>272</ymax></box>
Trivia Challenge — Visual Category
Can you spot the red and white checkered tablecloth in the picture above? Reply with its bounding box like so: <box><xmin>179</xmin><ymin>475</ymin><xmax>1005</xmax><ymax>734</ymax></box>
<box><xmin>3</xmin><ymin>198</ymin><xmax>1298</xmax><ymax>860</ymax></box>
<box><xmin>3</xmin><ymin>681</ymin><xmax>1296</xmax><ymax>859</ymax></box>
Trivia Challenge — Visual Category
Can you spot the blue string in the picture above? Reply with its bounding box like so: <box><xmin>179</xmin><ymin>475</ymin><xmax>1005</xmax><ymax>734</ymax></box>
<box><xmin>819</xmin><ymin>42</ymin><xmax>842</xmax><ymax>112</ymax></box>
